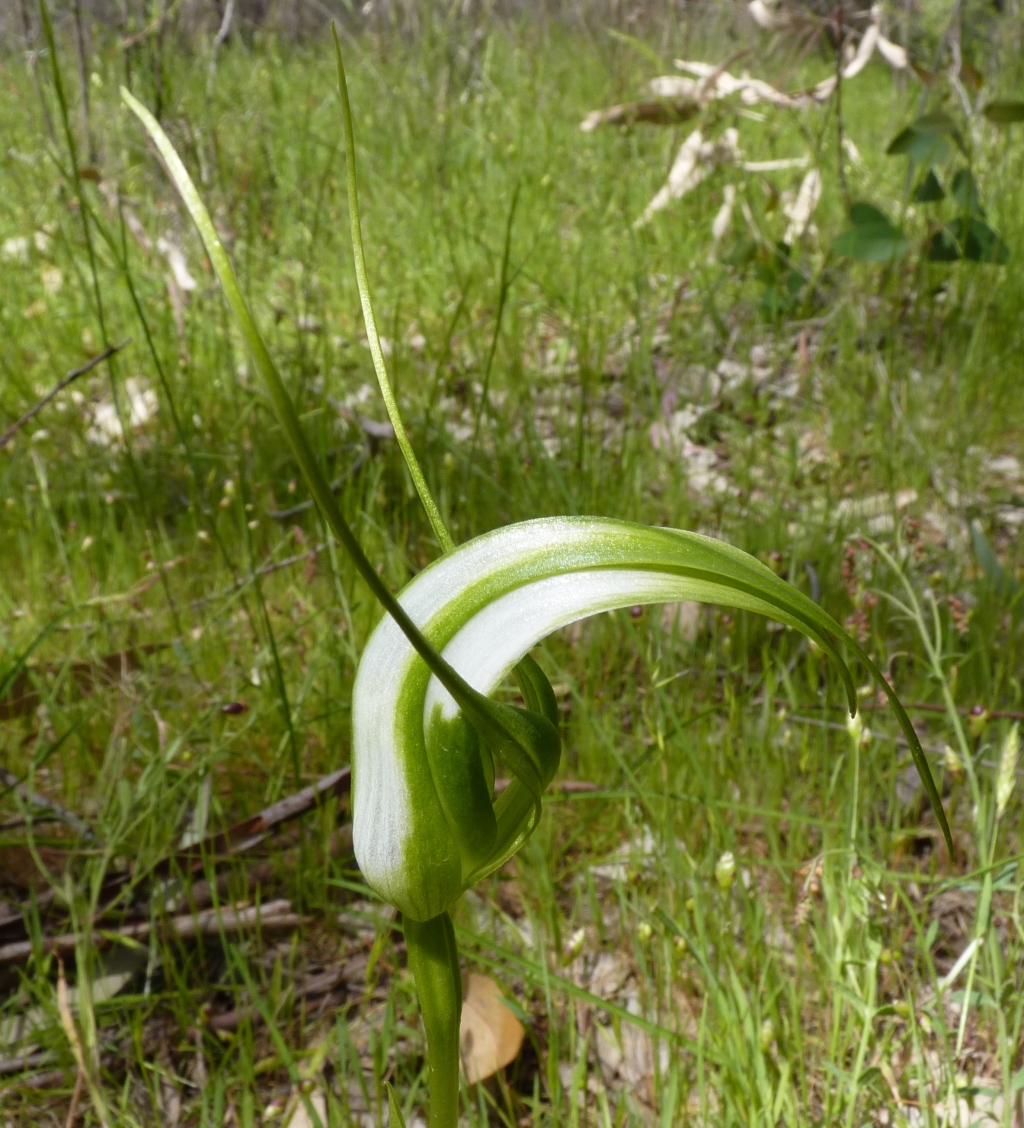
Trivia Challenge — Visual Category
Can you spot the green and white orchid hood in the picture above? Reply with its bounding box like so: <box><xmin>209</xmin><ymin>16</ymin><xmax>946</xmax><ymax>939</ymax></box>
<box><xmin>354</xmin><ymin>515</ymin><xmax>859</xmax><ymax>921</ymax></box>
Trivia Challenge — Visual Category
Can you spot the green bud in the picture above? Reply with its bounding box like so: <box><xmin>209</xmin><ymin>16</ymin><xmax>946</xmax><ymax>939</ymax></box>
<box><xmin>968</xmin><ymin>707</ymin><xmax>990</xmax><ymax>739</ymax></box>
<box><xmin>563</xmin><ymin>927</ymin><xmax>586</xmax><ymax>964</ymax></box>
<box><xmin>943</xmin><ymin>743</ymin><xmax>964</xmax><ymax>781</ymax></box>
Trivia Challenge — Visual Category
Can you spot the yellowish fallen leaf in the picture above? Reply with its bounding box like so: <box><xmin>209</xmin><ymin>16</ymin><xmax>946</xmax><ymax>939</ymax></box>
<box><xmin>282</xmin><ymin>1086</ymin><xmax>327</xmax><ymax>1128</ymax></box>
<box><xmin>459</xmin><ymin>973</ymin><xmax>524</xmax><ymax>1084</ymax></box>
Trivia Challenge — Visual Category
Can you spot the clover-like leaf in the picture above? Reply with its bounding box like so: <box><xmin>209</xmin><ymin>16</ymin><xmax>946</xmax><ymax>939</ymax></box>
<box><xmin>833</xmin><ymin>202</ymin><xmax>909</xmax><ymax>262</ymax></box>
<box><xmin>886</xmin><ymin>111</ymin><xmax>963</xmax><ymax>164</ymax></box>
<box><xmin>929</xmin><ymin>217</ymin><xmax>1009</xmax><ymax>264</ymax></box>
<box><xmin>912</xmin><ymin>169</ymin><xmax>945</xmax><ymax>203</ymax></box>
<box><xmin>950</xmin><ymin>168</ymin><xmax>984</xmax><ymax>217</ymax></box>
<box><xmin>983</xmin><ymin>100</ymin><xmax>1024</xmax><ymax>124</ymax></box>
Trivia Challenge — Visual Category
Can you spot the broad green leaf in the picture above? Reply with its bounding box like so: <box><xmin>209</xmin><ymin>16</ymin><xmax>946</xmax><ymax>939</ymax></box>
<box><xmin>848</xmin><ymin>202</ymin><xmax>891</xmax><ymax>227</ymax></box>
<box><xmin>928</xmin><ymin>217</ymin><xmax>1009</xmax><ymax>264</ymax></box>
<box><xmin>949</xmin><ymin>168</ymin><xmax>983</xmax><ymax>216</ymax></box>
<box><xmin>833</xmin><ymin>203</ymin><xmax>909</xmax><ymax>262</ymax></box>
<box><xmin>960</xmin><ymin>218</ymin><xmax>1007</xmax><ymax>261</ymax></box>
<box><xmin>983</xmin><ymin>100</ymin><xmax>1024</xmax><ymax>124</ymax></box>
<box><xmin>912</xmin><ymin>169</ymin><xmax>945</xmax><ymax>203</ymax></box>
<box><xmin>886</xmin><ymin>111</ymin><xmax>962</xmax><ymax>163</ymax></box>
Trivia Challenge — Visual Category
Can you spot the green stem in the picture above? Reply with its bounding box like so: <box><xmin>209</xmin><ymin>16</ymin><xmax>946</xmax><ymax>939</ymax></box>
<box><xmin>332</xmin><ymin>28</ymin><xmax>454</xmax><ymax>555</ymax></box>
<box><xmin>330</xmin><ymin>34</ymin><xmax>561</xmax><ymax>822</ymax></box>
<box><xmin>404</xmin><ymin>912</ymin><xmax>462</xmax><ymax>1128</ymax></box>
<box><xmin>122</xmin><ymin>88</ymin><xmax>479</xmax><ymax>709</ymax></box>
<box><xmin>121</xmin><ymin>82</ymin><xmax>559</xmax><ymax>834</ymax></box>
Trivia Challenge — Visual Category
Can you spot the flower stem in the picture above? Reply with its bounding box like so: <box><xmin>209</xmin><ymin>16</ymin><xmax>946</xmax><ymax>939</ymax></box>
<box><xmin>404</xmin><ymin>912</ymin><xmax>462</xmax><ymax>1128</ymax></box>
<box><xmin>120</xmin><ymin>88</ymin><xmax>509</xmax><ymax>714</ymax></box>
<box><xmin>332</xmin><ymin>26</ymin><xmax>454</xmax><ymax>555</ymax></box>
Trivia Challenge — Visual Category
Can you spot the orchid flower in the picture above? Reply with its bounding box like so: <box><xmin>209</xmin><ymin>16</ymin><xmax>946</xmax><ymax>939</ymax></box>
<box><xmin>123</xmin><ymin>47</ymin><xmax>950</xmax><ymax>1128</ymax></box>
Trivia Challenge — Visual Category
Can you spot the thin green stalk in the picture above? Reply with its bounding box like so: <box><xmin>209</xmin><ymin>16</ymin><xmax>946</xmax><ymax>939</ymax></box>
<box><xmin>332</xmin><ymin>28</ymin><xmax>453</xmax><ymax>554</ymax></box>
<box><xmin>40</xmin><ymin>0</ymin><xmax>187</xmax><ymax>643</ymax></box>
<box><xmin>331</xmin><ymin>39</ymin><xmax>560</xmax><ymax>818</ymax></box>
<box><xmin>872</xmin><ymin>541</ymin><xmax>994</xmax><ymax>1058</ymax></box>
<box><xmin>843</xmin><ymin>950</ymin><xmax>877</xmax><ymax>1128</ymax></box>
<box><xmin>122</xmin><ymin>85</ymin><xmax>558</xmax><ymax>832</ymax></box>
<box><xmin>122</xmin><ymin>89</ymin><xmax>458</xmax><ymax>688</ymax></box>
<box><xmin>472</xmin><ymin>182</ymin><xmax>520</xmax><ymax>448</ymax></box>
<box><xmin>404</xmin><ymin>913</ymin><xmax>462</xmax><ymax>1128</ymax></box>
<box><xmin>848</xmin><ymin>720</ymin><xmax>860</xmax><ymax>864</ymax></box>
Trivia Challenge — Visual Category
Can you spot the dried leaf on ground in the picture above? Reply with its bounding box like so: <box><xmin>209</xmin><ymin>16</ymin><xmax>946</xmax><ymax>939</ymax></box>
<box><xmin>459</xmin><ymin>973</ymin><xmax>524</xmax><ymax>1083</ymax></box>
<box><xmin>283</xmin><ymin>1087</ymin><xmax>327</xmax><ymax>1128</ymax></box>
<box><xmin>635</xmin><ymin>129</ymin><xmax>740</xmax><ymax>226</ymax></box>
<box><xmin>783</xmin><ymin>169</ymin><xmax>821</xmax><ymax>244</ymax></box>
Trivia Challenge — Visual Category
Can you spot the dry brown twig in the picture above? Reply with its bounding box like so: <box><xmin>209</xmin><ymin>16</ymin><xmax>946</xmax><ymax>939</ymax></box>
<box><xmin>0</xmin><ymin>766</ymin><xmax>350</xmax><ymax>947</ymax></box>
<box><xmin>166</xmin><ymin>767</ymin><xmax>351</xmax><ymax>870</ymax></box>
<box><xmin>208</xmin><ymin>966</ymin><xmax>346</xmax><ymax>1033</ymax></box>
<box><xmin>0</xmin><ymin>768</ymin><xmax>95</xmax><ymax>841</ymax></box>
<box><xmin>0</xmin><ymin>900</ymin><xmax>302</xmax><ymax>967</ymax></box>
<box><xmin>0</xmin><ymin>340</ymin><xmax>131</xmax><ymax>451</ymax></box>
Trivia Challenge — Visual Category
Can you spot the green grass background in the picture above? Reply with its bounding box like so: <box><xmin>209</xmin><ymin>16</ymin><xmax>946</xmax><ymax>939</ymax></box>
<box><xmin>1</xmin><ymin>9</ymin><xmax>1024</xmax><ymax>1125</ymax></box>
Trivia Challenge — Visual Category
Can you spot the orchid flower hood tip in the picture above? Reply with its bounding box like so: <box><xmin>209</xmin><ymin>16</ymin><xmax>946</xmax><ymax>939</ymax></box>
<box><xmin>353</xmin><ymin>515</ymin><xmax>859</xmax><ymax>920</ymax></box>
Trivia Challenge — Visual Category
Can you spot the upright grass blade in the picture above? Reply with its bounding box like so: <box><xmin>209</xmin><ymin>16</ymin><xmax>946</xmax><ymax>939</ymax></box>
<box><xmin>121</xmin><ymin>86</ymin><xmax>560</xmax><ymax>861</ymax></box>
<box><xmin>385</xmin><ymin>1084</ymin><xmax>408</xmax><ymax>1128</ymax></box>
<box><xmin>332</xmin><ymin>28</ymin><xmax>453</xmax><ymax>554</ymax></box>
<box><xmin>333</xmin><ymin>34</ymin><xmax>565</xmax><ymax>910</ymax></box>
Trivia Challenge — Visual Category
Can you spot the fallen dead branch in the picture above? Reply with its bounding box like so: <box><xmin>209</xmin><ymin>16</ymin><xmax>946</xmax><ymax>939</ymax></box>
<box><xmin>191</xmin><ymin>544</ymin><xmax>330</xmax><ymax>603</ymax></box>
<box><xmin>582</xmin><ymin>14</ymin><xmax>913</xmax><ymax>228</ymax></box>
<box><xmin>0</xmin><ymin>769</ymin><xmax>94</xmax><ymax>841</ymax></box>
<box><xmin>0</xmin><ymin>340</ymin><xmax>131</xmax><ymax>451</ymax></box>
<box><xmin>0</xmin><ymin>765</ymin><xmax>597</xmax><ymax>982</ymax></box>
<box><xmin>0</xmin><ymin>900</ymin><xmax>301</xmax><ymax>967</ymax></box>
<box><xmin>0</xmin><ymin>1049</ymin><xmax>58</xmax><ymax>1077</ymax></box>
<box><xmin>580</xmin><ymin>98</ymin><xmax>699</xmax><ymax>132</ymax></box>
<box><xmin>1</xmin><ymin>1051</ymin><xmax>120</xmax><ymax>1093</ymax></box>
<box><xmin>208</xmin><ymin>967</ymin><xmax>346</xmax><ymax>1032</ymax></box>
<box><xmin>1</xmin><ymin>767</ymin><xmax>350</xmax><ymax>949</ymax></box>
<box><xmin>167</xmin><ymin>767</ymin><xmax>351</xmax><ymax>870</ymax></box>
